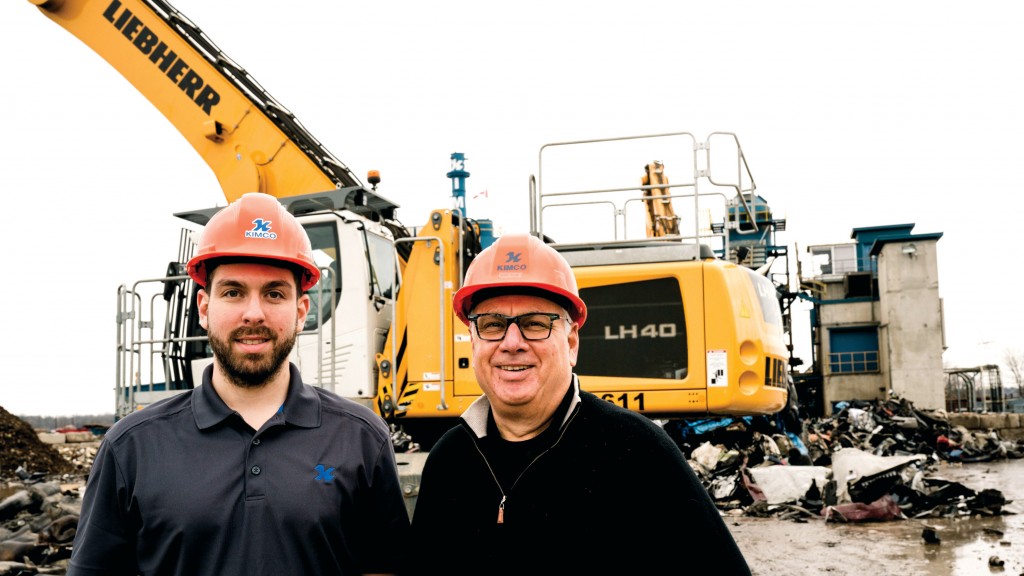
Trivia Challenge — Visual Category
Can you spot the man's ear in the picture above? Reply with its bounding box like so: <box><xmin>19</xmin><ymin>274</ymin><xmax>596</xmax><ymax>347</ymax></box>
<box><xmin>197</xmin><ymin>289</ymin><xmax>210</xmax><ymax>330</ymax></box>
<box><xmin>567</xmin><ymin>322</ymin><xmax>580</xmax><ymax>367</ymax></box>
<box><xmin>296</xmin><ymin>293</ymin><xmax>311</xmax><ymax>333</ymax></box>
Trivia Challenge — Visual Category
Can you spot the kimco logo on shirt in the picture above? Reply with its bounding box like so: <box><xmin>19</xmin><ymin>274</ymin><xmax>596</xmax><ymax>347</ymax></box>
<box><xmin>245</xmin><ymin>218</ymin><xmax>277</xmax><ymax>239</ymax></box>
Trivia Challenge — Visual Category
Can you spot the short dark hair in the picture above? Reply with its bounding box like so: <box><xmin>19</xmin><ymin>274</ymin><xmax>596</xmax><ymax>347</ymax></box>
<box><xmin>204</xmin><ymin>256</ymin><xmax>306</xmax><ymax>293</ymax></box>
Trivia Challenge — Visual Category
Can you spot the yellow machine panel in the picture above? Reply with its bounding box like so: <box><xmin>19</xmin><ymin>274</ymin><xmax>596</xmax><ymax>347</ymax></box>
<box><xmin>571</xmin><ymin>257</ymin><xmax>788</xmax><ymax>418</ymax></box>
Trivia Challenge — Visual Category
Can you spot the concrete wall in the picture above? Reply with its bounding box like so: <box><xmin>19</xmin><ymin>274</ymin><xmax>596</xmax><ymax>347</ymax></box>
<box><xmin>876</xmin><ymin>240</ymin><xmax>945</xmax><ymax>411</ymax></box>
<box><xmin>948</xmin><ymin>412</ymin><xmax>1024</xmax><ymax>441</ymax></box>
<box><xmin>826</xmin><ymin>373</ymin><xmax>886</xmax><ymax>406</ymax></box>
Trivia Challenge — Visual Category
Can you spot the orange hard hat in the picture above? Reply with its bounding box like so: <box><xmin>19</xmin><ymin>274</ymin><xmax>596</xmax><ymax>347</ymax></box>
<box><xmin>186</xmin><ymin>192</ymin><xmax>321</xmax><ymax>292</ymax></box>
<box><xmin>453</xmin><ymin>233</ymin><xmax>587</xmax><ymax>328</ymax></box>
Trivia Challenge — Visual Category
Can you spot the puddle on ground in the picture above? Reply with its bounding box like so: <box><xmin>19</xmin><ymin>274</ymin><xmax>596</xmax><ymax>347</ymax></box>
<box><xmin>732</xmin><ymin>458</ymin><xmax>1024</xmax><ymax>576</ymax></box>
<box><xmin>856</xmin><ymin>514</ymin><xmax>1020</xmax><ymax>575</ymax></box>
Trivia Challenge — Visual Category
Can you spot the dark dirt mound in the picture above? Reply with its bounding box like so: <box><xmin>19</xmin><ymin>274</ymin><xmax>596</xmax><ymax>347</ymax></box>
<box><xmin>0</xmin><ymin>405</ymin><xmax>74</xmax><ymax>476</ymax></box>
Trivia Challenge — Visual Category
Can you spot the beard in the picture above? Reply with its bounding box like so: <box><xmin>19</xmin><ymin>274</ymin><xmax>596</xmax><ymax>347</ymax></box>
<box><xmin>208</xmin><ymin>325</ymin><xmax>296</xmax><ymax>388</ymax></box>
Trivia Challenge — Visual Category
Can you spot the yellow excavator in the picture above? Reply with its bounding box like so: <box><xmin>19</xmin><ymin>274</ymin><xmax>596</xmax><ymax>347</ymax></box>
<box><xmin>30</xmin><ymin>0</ymin><xmax>790</xmax><ymax>452</ymax></box>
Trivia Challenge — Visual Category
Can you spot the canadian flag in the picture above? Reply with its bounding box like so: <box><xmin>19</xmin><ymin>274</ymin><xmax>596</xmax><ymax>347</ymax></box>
<box><xmin>473</xmin><ymin>190</ymin><xmax>489</xmax><ymax>199</ymax></box>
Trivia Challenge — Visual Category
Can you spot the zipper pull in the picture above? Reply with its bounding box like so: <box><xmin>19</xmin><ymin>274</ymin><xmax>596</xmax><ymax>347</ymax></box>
<box><xmin>497</xmin><ymin>495</ymin><xmax>506</xmax><ymax>524</ymax></box>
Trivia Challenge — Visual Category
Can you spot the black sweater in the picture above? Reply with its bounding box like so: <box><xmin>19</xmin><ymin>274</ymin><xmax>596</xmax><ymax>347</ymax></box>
<box><xmin>408</xmin><ymin>379</ymin><xmax>752</xmax><ymax>575</ymax></box>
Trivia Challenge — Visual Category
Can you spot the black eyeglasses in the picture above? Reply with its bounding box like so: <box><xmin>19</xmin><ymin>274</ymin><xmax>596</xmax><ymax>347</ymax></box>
<box><xmin>466</xmin><ymin>313</ymin><xmax>566</xmax><ymax>341</ymax></box>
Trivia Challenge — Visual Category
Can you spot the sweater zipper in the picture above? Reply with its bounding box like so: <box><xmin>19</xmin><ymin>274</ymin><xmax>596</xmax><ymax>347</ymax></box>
<box><xmin>470</xmin><ymin>437</ymin><xmax>509</xmax><ymax>524</ymax></box>
<box><xmin>470</xmin><ymin>404</ymin><xmax>581</xmax><ymax>525</ymax></box>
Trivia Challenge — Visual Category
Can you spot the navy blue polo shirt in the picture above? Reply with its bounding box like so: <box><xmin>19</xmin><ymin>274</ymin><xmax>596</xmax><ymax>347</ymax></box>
<box><xmin>68</xmin><ymin>364</ymin><xmax>410</xmax><ymax>576</ymax></box>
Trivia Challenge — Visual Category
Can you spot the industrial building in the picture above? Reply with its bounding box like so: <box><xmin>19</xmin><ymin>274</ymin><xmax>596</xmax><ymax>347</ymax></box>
<box><xmin>793</xmin><ymin>224</ymin><xmax>945</xmax><ymax>416</ymax></box>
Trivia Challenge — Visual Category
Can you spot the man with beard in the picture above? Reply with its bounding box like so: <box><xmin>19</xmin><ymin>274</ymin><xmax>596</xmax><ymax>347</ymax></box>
<box><xmin>68</xmin><ymin>193</ymin><xmax>410</xmax><ymax>576</ymax></box>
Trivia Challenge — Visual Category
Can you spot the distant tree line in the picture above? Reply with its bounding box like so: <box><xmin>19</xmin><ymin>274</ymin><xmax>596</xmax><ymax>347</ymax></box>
<box><xmin>1005</xmin><ymin>348</ymin><xmax>1024</xmax><ymax>395</ymax></box>
<box><xmin>18</xmin><ymin>413</ymin><xmax>115</xmax><ymax>430</ymax></box>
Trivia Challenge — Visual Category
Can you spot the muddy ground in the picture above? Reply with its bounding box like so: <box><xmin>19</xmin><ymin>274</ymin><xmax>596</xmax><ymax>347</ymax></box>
<box><xmin>729</xmin><ymin>458</ymin><xmax>1024</xmax><ymax>576</ymax></box>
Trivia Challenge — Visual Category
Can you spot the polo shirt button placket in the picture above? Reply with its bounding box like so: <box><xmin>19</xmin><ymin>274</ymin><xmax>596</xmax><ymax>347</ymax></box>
<box><xmin>245</xmin><ymin>435</ymin><xmax>265</xmax><ymax>499</ymax></box>
<box><xmin>249</xmin><ymin>439</ymin><xmax>262</xmax><ymax>478</ymax></box>
<box><xmin>249</xmin><ymin>438</ymin><xmax>262</xmax><ymax>475</ymax></box>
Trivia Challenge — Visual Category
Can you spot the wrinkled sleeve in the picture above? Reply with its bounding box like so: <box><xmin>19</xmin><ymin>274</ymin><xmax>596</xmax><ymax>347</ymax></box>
<box><xmin>67</xmin><ymin>440</ymin><xmax>138</xmax><ymax>576</ymax></box>
<box><xmin>354</xmin><ymin>431</ymin><xmax>411</xmax><ymax>574</ymax></box>
<box><xmin>404</xmin><ymin>441</ymin><xmax>454</xmax><ymax>575</ymax></box>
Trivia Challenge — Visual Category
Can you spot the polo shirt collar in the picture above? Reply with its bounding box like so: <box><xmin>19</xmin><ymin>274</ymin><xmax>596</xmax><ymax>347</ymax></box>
<box><xmin>192</xmin><ymin>363</ymin><xmax>322</xmax><ymax>430</ymax></box>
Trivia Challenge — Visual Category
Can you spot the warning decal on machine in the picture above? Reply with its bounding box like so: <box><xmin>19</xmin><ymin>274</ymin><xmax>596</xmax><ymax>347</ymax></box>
<box><xmin>707</xmin><ymin>350</ymin><xmax>728</xmax><ymax>387</ymax></box>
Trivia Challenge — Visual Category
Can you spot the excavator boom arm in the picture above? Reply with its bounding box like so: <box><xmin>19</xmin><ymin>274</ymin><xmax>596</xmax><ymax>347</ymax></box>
<box><xmin>31</xmin><ymin>0</ymin><xmax>362</xmax><ymax>202</ymax></box>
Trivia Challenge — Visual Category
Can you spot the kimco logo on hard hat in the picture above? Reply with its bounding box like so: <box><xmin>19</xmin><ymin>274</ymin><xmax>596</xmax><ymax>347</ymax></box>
<box><xmin>245</xmin><ymin>218</ymin><xmax>278</xmax><ymax>239</ymax></box>
<box><xmin>497</xmin><ymin>251</ymin><xmax>526</xmax><ymax>271</ymax></box>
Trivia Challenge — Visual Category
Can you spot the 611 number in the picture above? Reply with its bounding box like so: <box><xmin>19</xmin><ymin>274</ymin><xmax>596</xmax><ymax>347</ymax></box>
<box><xmin>600</xmin><ymin>392</ymin><xmax>645</xmax><ymax>411</ymax></box>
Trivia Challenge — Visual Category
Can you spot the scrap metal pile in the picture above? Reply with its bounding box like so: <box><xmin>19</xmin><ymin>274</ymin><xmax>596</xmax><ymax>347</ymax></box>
<box><xmin>666</xmin><ymin>394</ymin><xmax>1023</xmax><ymax>523</ymax></box>
<box><xmin>1</xmin><ymin>407</ymin><xmax>92</xmax><ymax>575</ymax></box>
<box><xmin>3</xmin><ymin>397</ymin><xmax>1023</xmax><ymax>574</ymax></box>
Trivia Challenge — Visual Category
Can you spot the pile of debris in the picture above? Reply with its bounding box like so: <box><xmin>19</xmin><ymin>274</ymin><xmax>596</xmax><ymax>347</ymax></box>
<box><xmin>1</xmin><ymin>407</ymin><xmax>91</xmax><ymax>575</ymax></box>
<box><xmin>667</xmin><ymin>395</ymin><xmax>1024</xmax><ymax>523</ymax></box>
<box><xmin>2</xmin><ymin>397</ymin><xmax>1023</xmax><ymax>574</ymax></box>
<box><xmin>0</xmin><ymin>408</ymin><xmax>73</xmax><ymax>479</ymax></box>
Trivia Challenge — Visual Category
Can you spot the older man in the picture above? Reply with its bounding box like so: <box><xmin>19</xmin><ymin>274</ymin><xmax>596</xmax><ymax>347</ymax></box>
<box><xmin>408</xmin><ymin>233</ymin><xmax>752</xmax><ymax>575</ymax></box>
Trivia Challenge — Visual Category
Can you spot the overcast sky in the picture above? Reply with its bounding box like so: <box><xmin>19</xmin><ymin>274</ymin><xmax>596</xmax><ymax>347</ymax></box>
<box><xmin>2</xmin><ymin>1</ymin><xmax>1022</xmax><ymax>416</ymax></box>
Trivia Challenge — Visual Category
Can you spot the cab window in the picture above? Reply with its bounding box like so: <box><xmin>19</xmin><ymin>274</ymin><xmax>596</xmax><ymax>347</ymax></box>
<box><xmin>576</xmin><ymin>277</ymin><xmax>687</xmax><ymax>379</ymax></box>
<box><xmin>303</xmin><ymin>223</ymin><xmax>341</xmax><ymax>331</ymax></box>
